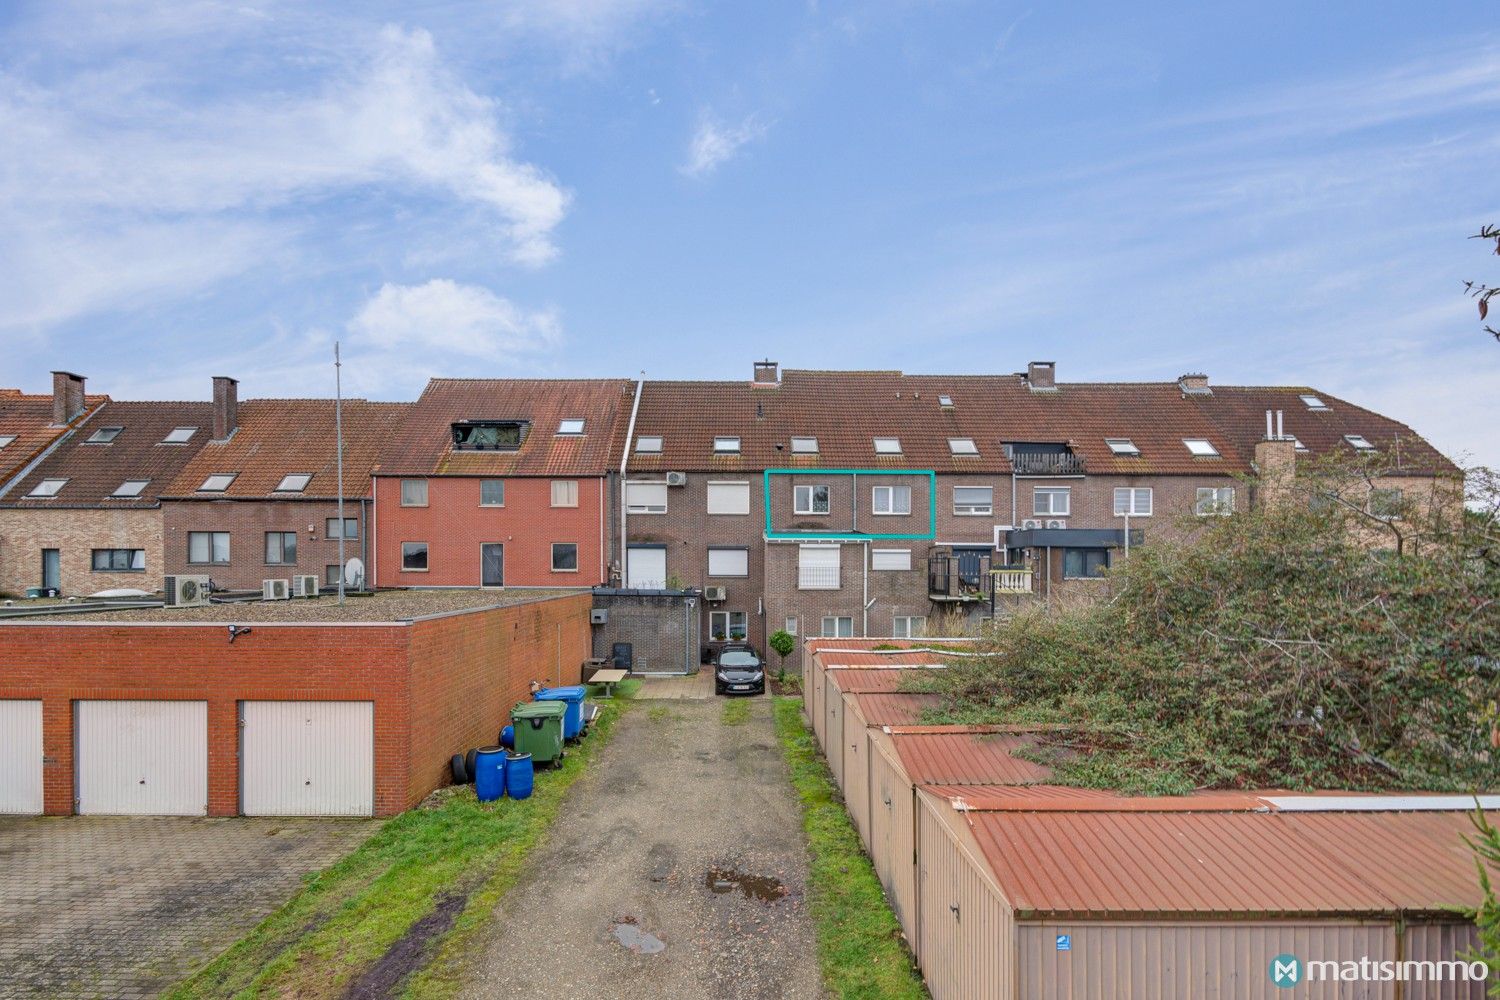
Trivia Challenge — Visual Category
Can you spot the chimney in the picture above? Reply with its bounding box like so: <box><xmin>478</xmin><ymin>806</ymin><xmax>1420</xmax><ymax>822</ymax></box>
<box><xmin>1026</xmin><ymin>361</ymin><xmax>1056</xmax><ymax>390</ymax></box>
<box><xmin>1254</xmin><ymin>409</ymin><xmax>1297</xmax><ymax>507</ymax></box>
<box><xmin>1178</xmin><ymin>372</ymin><xmax>1211</xmax><ymax>395</ymax></box>
<box><xmin>212</xmin><ymin>376</ymin><xmax>239</xmax><ymax>441</ymax></box>
<box><xmin>51</xmin><ymin>371</ymin><xmax>86</xmax><ymax>426</ymax></box>
<box><xmin>752</xmin><ymin>359</ymin><xmax>780</xmax><ymax>385</ymax></box>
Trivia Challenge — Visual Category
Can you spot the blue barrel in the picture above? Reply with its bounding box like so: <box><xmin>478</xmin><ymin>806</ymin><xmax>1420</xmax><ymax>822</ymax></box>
<box><xmin>533</xmin><ymin>685</ymin><xmax>587</xmax><ymax>740</ymax></box>
<box><xmin>474</xmin><ymin>746</ymin><xmax>506</xmax><ymax>802</ymax></box>
<box><xmin>505</xmin><ymin>752</ymin><xmax>534</xmax><ymax>800</ymax></box>
<box><xmin>499</xmin><ymin>725</ymin><xmax>514</xmax><ymax>749</ymax></box>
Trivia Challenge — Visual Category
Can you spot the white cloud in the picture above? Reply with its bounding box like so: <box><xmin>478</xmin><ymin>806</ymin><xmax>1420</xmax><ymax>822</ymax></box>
<box><xmin>348</xmin><ymin>279</ymin><xmax>562</xmax><ymax>360</ymax></box>
<box><xmin>681</xmin><ymin>114</ymin><xmax>769</xmax><ymax>178</ymax></box>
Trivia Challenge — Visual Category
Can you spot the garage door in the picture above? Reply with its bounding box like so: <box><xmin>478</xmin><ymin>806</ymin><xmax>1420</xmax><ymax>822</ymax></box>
<box><xmin>241</xmin><ymin>701</ymin><xmax>373</xmax><ymax>816</ymax></box>
<box><xmin>0</xmin><ymin>700</ymin><xmax>44</xmax><ymax>814</ymax></box>
<box><xmin>77</xmin><ymin>700</ymin><xmax>207</xmax><ymax>815</ymax></box>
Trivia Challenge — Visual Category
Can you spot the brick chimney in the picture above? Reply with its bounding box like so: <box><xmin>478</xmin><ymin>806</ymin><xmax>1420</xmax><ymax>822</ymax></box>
<box><xmin>1254</xmin><ymin>409</ymin><xmax>1297</xmax><ymax>507</ymax></box>
<box><xmin>1178</xmin><ymin>372</ymin><xmax>1211</xmax><ymax>395</ymax></box>
<box><xmin>1026</xmin><ymin>361</ymin><xmax>1056</xmax><ymax>390</ymax></box>
<box><xmin>51</xmin><ymin>371</ymin><xmax>86</xmax><ymax>426</ymax></box>
<box><xmin>212</xmin><ymin>376</ymin><xmax>239</xmax><ymax>441</ymax></box>
<box><xmin>752</xmin><ymin>359</ymin><xmax>780</xmax><ymax>385</ymax></box>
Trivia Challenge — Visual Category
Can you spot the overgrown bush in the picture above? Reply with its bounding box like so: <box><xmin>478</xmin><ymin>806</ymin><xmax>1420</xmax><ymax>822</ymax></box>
<box><xmin>916</xmin><ymin>458</ymin><xmax>1500</xmax><ymax>794</ymax></box>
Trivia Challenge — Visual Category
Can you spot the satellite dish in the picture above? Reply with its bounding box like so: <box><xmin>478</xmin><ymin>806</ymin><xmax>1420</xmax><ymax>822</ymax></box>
<box><xmin>343</xmin><ymin>557</ymin><xmax>365</xmax><ymax>590</ymax></box>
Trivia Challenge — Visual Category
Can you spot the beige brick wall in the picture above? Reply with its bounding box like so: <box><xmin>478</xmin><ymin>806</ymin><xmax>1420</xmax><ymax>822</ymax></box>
<box><xmin>0</xmin><ymin>507</ymin><xmax>163</xmax><ymax>597</ymax></box>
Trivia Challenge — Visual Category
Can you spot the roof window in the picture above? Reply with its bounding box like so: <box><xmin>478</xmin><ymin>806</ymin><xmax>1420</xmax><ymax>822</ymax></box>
<box><xmin>1105</xmin><ymin>438</ymin><xmax>1140</xmax><ymax>456</ymax></box>
<box><xmin>790</xmin><ymin>437</ymin><xmax>819</xmax><ymax>454</ymax></box>
<box><xmin>938</xmin><ymin>395</ymin><xmax>954</xmax><ymax>408</ymax></box>
<box><xmin>162</xmin><ymin>427</ymin><xmax>197</xmax><ymax>444</ymax></box>
<box><xmin>636</xmin><ymin>435</ymin><xmax>663</xmax><ymax>453</ymax></box>
<box><xmin>873</xmin><ymin>437</ymin><xmax>903</xmax><ymax>454</ymax></box>
<box><xmin>948</xmin><ymin>438</ymin><xmax>978</xmax><ymax>455</ymax></box>
<box><xmin>0</xmin><ymin>435</ymin><xmax>15</xmax><ymax>449</ymax></box>
<box><xmin>1299</xmin><ymin>394</ymin><xmax>1329</xmax><ymax>411</ymax></box>
<box><xmin>275</xmin><ymin>473</ymin><xmax>311</xmax><ymax>493</ymax></box>
<box><xmin>86</xmin><ymin>427</ymin><xmax>122</xmax><ymax>444</ymax></box>
<box><xmin>1345</xmin><ymin>434</ymin><xmax>1376</xmax><ymax>452</ymax></box>
<box><xmin>111</xmin><ymin>479</ymin><xmax>150</xmax><ymax>498</ymax></box>
<box><xmin>28</xmin><ymin>478</ymin><xmax>67</xmax><ymax>498</ymax></box>
<box><xmin>198</xmin><ymin>473</ymin><xmax>237</xmax><ymax>492</ymax></box>
<box><xmin>1183</xmin><ymin>438</ymin><xmax>1220</xmax><ymax>457</ymax></box>
<box><xmin>557</xmin><ymin>418</ymin><xmax>585</xmax><ymax>435</ymax></box>
<box><xmin>713</xmin><ymin>436</ymin><xmax>741</xmax><ymax>454</ymax></box>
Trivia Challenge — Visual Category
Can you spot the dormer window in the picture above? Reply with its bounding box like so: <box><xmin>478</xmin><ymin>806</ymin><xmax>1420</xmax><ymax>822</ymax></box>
<box><xmin>1299</xmin><ymin>394</ymin><xmax>1329</xmax><ymax>411</ymax></box>
<box><xmin>86</xmin><ymin>427</ymin><xmax>122</xmax><ymax>444</ymax></box>
<box><xmin>162</xmin><ymin>427</ymin><xmax>197</xmax><ymax>444</ymax></box>
<box><xmin>452</xmin><ymin>420</ymin><xmax>529</xmax><ymax>451</ymax></box>
<box><xmin>1105</xmin><ymin>438</ymin><xmax>1140</xmax><ymax>456</ymax></box>
<box><xmin>111</xmin><ymin>480</ymin><xmax>149</xmax><ymax>498</ymax></box>
<box><xmin>28</xmin><ymin>478</ymin><xmax>67</xmax><ymax>498</ymax></box>
<box><xmin>198</xmin><ymin>473</ymin><xmax>237</xmax><ymax>492</ymax></box>
<box><xmin>275</xmin><ymin>474</ymin><xmax>311</xmax><ymax>493</ymax></box>
<box><xmin>1345</xmin><ymin>434</ymin><xmax>1376</xmax><ymax>452</ymax></box>
<box><xmin>948</xmin><ymin>438</ymin><xmax>978</xmax><ymax>455</ymax></box>
<box><xmin>1183</xmin><ymin>439</ymin><xmax>1220</xmax><ymax>457</ymax></box>
<box><xmin>790</xmin><ymin>437</ymin><xmax>819</xmax><ymax>454</ymax></box>
<box><xmin>873</xmin><ymin>437</ymin><xmax>902</xmax><ymax>455</ymax></box>
<box><xmin>713</xmin><ymin>436</ymin><xmax>741</xmax><ymax>454</ymax></box>
<box><xmin>557</xmin><ymin>419</ymin><xmax>585</xmax><ymax>435</ymax></box>
<box><xmin>636</xmin><ymin>435</ymin><xmax>663</xmax><ymax>453</ymax></box>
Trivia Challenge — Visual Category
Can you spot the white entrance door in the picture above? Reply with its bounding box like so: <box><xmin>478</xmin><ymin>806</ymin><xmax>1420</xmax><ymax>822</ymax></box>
<box><xmin>241</xmin><ymin>701</ymin><xmax>374</xmax><ymax>816</ymax></box>
<box><xmin>626</xmin><ymin>546</ymin><xmax>667</xmax><ymax>589</ymax></box>
<box><xmin>0</xmin><ymin>700</ymin><xmax>44</xmax><ymax>814</ymax></box>
<box><xmin>76</xmin><ymin>700</ymin><xmax>207</xmax><ymax>815</ymax></box>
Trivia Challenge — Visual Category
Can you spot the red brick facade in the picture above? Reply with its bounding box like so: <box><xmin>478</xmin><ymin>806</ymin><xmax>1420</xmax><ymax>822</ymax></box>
<box><xmin>0</xmin><ymin>593</ymin><xmax>590</xmax><ymax>817</ymax></box>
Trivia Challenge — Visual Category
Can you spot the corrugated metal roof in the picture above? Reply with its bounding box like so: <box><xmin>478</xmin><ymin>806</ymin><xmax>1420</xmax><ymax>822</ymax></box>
<box><xmin>892</xmin><ymin>731</ymin><xmax>1054</xmax><ymax>785</ymax></box>
<box><xmin>824</xmin><ymin>669</ymin><xmax>929</xmax><ymax>693</ymax></box>
<box><xmin>852</xmin><ymin>693</ymin><xmax>943</xmax><ymax>725</ymax></box>
<box><xmin>925</xmin><ymin>785</ymin><xmax>1273</xmax><ymax>811</ymax></box>
<box><xmin>822</xmin><ymin>652</ymin><xmax>955</xmax><ymax>667</ymax></box>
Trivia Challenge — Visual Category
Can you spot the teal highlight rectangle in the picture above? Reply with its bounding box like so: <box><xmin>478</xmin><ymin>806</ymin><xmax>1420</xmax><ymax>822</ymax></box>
<box><xmin>762</xmin><ymin>468</ymin><xmax>938</xmax><ymax>540</ymax></box>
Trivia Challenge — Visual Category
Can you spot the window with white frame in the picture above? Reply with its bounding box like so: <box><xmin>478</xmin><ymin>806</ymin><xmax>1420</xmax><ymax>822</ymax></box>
<box><xmin>821</xmin><ymin>616</ymin><xmax>854</xmax><ymax>638</ymax></box>
<box><xmin>1105</xmin><ymin>438</ymin><xmax>1140</xmax><ymax>456</ymax></box>
<box><xmin>707</xmin><ymin>547</ymin><xmax>749</xmax><ymax>577</ymax></box>
<box><xmin>636</xmin><ymin>435</ymin><xmax>663</xmax><ymax>453</ymax></box>
<box><xmin>892</xmin><ymin>616</ymin><xmax>926</xmax><ymax>638</ymax></box>
<box><xmin>1299</xmin><ymin>394</ymin><xmax>1329</xmax><ymax>411</ymax></box>
<box><xmin>1345</xmin><ymin>434</ymin><xmax>1376</xmax><ymax>452</ymax></box>
<box><xmin>713</xmin><ymin>436</ymin><xmax>741</xmax><ymax>454</ymax></box>
<box><xmin>948</xmin><ymin>438</ymin><xmax>978</xmax><ymax>455</ymax></box>
<box><xmin>1113</xmin><ymin>487</ymin><xmax>1152</xmax><ymax>516</ymax></box>
<box><xmin>111</xmin><ymin>479</ymin><xmax>149</xmax><ymax>498</ymax></box>
<box><xmin>871</xmin><ymin>548</ymin><xmax>912</xmax><ymax>571</ymax></box>
<box><xmin>1033</xmin><ymin>487</ymin><xmax>1070</xmax><ymax>516</ymax></box>
<box><xmin>551</xmin><ymin>542</ymin><xmax>579</xmax><ymax>571</ymax></box>
<box><xmin>794</xmin><ymin>484</ymin><xmax>830</xmax><ymax>515</ymax></box>
<box><xmin>706</xmin><ymin>481</ymin><xmax>750</xmax><ymax>515</ymax></box>
<box><xmin>198</xmin><ymin>473</ymin><xmax>237</xmax><ymax>493</ymax></box>
<box><xmin>953</xmin><ymin>485</ymin><xmax>992</xmax><ymax>515</ymax></box>
<box><xmin>798</xmin><ymin>544</ymin><xmax>840</xmax><ymax>589</ymax></box>
<box><xmin>790</xmin><ymin>437</ymin><xmax>819</xmax><ymax>454</ymax></box>
<box><xmin>0</xmin><ymin>435</ymin><xmax>17</xmax><ymax>449</ymax></box>
<box><xmin>1195</xmin><ymin>487</ymin><xmax>1235</xmax><ymax>516</ymax></box>
<box><xmin>400</xmin><ymin>479</ymin><xmax>428</xmax><ymax>506</ymax></box>
<box><xmin>28</xmin><ymin>478</ymin><xmax>67</xmax><ymax>498</ymax></box>
<box><xmin>872</xmin><ymin>485</ymin><xmax>911</xmax><ymax>515</ymax></box>
<box><xmin>480</xmin><ymin>480</ymin><xmax>505</xmax><ymax>506</ymax></box>
<box><xmin>626</xmin><ymin>481</ymin><xmax>668</xmax><ymax>514</ymax></box>
<box><xmin>1183</xmin><ymin>438</ymin><xmax>1220</xmax><ymax>457</ymax></box>
<box><xmin>557</xmin><ymin>418</ymin><xmax>585</xmax><ymax>435</ymax></box>
<box><xmin>162</xmin><ymin>426</ymin><xmax>197</xmax><ymax>444</ymax></box>
<box><xmin>550</xmin><ymin>479</ymin><xmax>579</xmax><ymax>507</ymax></box>
<box><xmin>938</xmin><ymin>394</ymin><xmax>954</xmax><ymax>407</ymax></box>
<box><xmin>784</xmin><ymin>616</ymin><xmax>798</xmax><ymax>636</ymax></box>
<box><xmin>873</xmin><ymin>437</ymin><xmax>902</xmax><ymax>454</ymax></box>
<box><xmin>275</xmin><ymin>473</ymin><xmax>311</xmax><ymax>493</ymax></box>
<box><xmin>709</xmin><ymin>610</ymin><xmax>748</xmax><ymax>641</ymax></box>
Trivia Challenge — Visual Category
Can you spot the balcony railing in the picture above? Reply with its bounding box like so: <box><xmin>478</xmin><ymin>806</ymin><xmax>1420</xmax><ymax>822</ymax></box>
<box><xmin>1008</xmin><ymin>451</ymin><xmax>1087</xmax><ymax>476</ymax></box>
<box><xmin>928</xmin><ymin>550</ymin><xmax>1034</xmax><ymax>601</ymax></box>
<box><xmin>798</xmin><ymin>565</ymin><xmax>841</xmax><ymax>590</ymax></box>
<box><xmin>993</xmin><ymin>567</ymin><xmax>1033</xmax><ymax>594</ymax></box>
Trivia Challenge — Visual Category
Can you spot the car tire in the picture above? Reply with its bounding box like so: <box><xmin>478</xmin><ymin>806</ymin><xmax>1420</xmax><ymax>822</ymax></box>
<box><xmin>465</xmin><ymin>748</ymin><xmax>478</xmax><ymax>783</ymax></box>
<box><xmin>450</xmin><ymin>753</ymin><xmax>468</xmax><ymax>785</ymax></box>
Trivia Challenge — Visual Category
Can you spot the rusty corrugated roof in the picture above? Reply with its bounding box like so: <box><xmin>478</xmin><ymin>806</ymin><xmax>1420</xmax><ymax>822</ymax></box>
<box><xmin>892</xmin><ymin>731</ymin><xmax>1054</xmax><ymax>785</ymax></box>
<box><xmin>852</xmin><ymin>692</ymin><xmax>943</xmax><ymax>725</ymax></box>
<box><xmin>823</xmin><ymin>669</ymin><xmax>928</xmax><ymax>693</ymax></box>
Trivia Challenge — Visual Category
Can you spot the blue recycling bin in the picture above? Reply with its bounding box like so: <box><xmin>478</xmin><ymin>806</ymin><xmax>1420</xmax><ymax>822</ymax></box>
<box><xmin>473</xmin><ymin>746</ymin><xmax>506</xmax><ymax>802</ymax></box>
<box><xmin>506</xmin><ymin>752</ymin><xmax>534</xmax><ymax>799</ymax></box>
<box><xmin>534</xmin><ymin>685</ymin><xmax>587</xmax><ymax>740</ymax></box>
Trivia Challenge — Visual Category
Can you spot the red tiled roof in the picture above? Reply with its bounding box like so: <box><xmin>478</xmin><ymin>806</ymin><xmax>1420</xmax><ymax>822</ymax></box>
<box><xmin>0</xmin><ymin>392</ymin><xmax>108</xmax><ymax>489</ymax></box>
<box><xmin>2</xmin><ymin>401</ymin><xmax>213</xmax><ymax>508</ymax></box>
<box><xmin>375</xmin><ymin>378</ymin><xmax>634</xmax><ymax>477</ymax></box>
<box><xmin>162</xmin><ymin>400</ymin><xmax>409</xmax><ymax>499</ymax></box>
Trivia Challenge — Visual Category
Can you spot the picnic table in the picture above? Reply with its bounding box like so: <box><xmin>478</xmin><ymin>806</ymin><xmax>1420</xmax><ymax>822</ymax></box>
<box><xmin>589</xmin><ymin>668</ymin><xmax>628</xmax><ymax>698</ymax></box>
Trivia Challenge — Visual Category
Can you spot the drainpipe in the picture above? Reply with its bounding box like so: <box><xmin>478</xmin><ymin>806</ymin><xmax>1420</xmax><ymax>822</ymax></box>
<box><xmin>861</xmin><ymin>541</ymin><xmax>870</xmax><ymax>637</ymax></box>
<box><xmin>618</xmin><ymin>377</ymin><xmax>645</xmax><ymax>584</ymax></box>
<box><xmin>370</xmin><ymin>480</ymin><xmax>378</xmax><ymax>588</ymax></box>
<box><xmin>598</xmin><ymin>475</ymin><xmax>606</xmax><ymax>583</ymax></box>
<box><xmin>360</xmin><ymin>497</ymin><xmax>369</xmax><ymax>590</ymax></box>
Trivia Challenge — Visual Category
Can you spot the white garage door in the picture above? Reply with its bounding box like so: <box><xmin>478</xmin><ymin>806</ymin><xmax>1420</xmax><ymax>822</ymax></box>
<box><xmin>241</xmin><ymin>701</ymin><xmax>373</xmax><ymax>816</ymax></box>
<box><xmin>77</xmin><ymin>700</ymin><xmax>207</xmax><ymax>815</ymax></box>
<box><xmin>0</xmin><ymin>700</ymin><xmax>44</xmax><ymax>814</ymax></box>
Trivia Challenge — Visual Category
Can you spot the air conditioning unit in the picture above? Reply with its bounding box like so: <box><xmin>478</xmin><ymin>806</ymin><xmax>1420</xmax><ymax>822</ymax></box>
<box><xmin>1045</xmin><ymin>519</ymin><xmax>1067</xmax><ymax>530</ymax></box>
<box><xmin>665</xmin><ymin>471</ymin><xmax>688</xmax><ymax>487</ymax></box>
<box><xmin>1021</xmin><ymin>519</ymin><xmax>1042</xmax><ymax>530</ymax></box>
<box><xmin>164</xmin><ymin>574</ymin><xmax>211</xmax><ymax>608</ymax></box>
<box><xmin>292</xmin><ymin>575</ymin><xmax>320</xmax><ymax>598</ymax></box>
<box><xmin>262</xmin><ymin>578</ymin><xmax>290</xmax><ymax>601</ymax></box>
<box><xmin>703</xmin><ymin>586</ymin><xmax>727</xmax><ymax>602</ymax></box>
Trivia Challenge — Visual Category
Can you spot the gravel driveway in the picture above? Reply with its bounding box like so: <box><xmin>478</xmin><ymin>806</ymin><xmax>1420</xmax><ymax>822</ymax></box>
<box><xmin>459</xmin><ymin>687</ymin><xmax>822</xmax><ymax>1000</ymax></box>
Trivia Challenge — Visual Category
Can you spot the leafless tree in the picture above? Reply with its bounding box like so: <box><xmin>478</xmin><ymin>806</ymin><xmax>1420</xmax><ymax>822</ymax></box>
<box><xmin>1464</xmin><ymin>224</ymin><xmax>1500</xmax><ymax>342</ymax></box>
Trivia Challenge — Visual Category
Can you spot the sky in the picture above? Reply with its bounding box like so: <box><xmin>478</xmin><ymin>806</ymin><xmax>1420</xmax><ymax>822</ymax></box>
<box><xmin>1</xmin><ymin>1</ymin><xmax>1498</xmax><ymax>466</ymax></box>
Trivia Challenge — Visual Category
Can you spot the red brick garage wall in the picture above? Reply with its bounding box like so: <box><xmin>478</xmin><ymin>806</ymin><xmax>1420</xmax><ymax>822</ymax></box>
<box><xmin>404</xmin><ymin>593</ymin><xmax>591</xmax><ymax>807</ymax></box>
<box><xmin>0</xmin><ymin>623</ymin><xmax>414</xmax><ymax>817</ymax></box>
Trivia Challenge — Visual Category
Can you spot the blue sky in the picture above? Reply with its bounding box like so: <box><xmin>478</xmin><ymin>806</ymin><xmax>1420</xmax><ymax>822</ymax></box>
<box><xmin>2</xmin><ymin>1</ymin><xmax>1497</xmax><ymax>465</ymax></box>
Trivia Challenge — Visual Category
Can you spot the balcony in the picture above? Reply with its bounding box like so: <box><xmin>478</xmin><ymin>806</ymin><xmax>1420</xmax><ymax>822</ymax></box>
<box><xmin>1007</xmin><ymin>451</ymin><xmax>1086</xmax><ymax>476</ymax></box>
<box><xmin>928</xmin><ymin>549</ymin><xmax>1033</xmax><ymax>602</ymax></box>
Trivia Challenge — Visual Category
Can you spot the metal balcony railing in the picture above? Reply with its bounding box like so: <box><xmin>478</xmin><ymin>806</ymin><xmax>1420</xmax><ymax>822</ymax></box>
<box><xmin>928</xmin><ymin>550</ymin><xmax>1034</xmax><ymax>601</ymax></box>
<box><xmin>1008</xmin><ymin>451</ymin><xmax>1087</xmax><ymax>476</ymax></box>
<box><xmin>798</xmin><ymin>565</ymin><xmax>842</xmax><ymax>590</ymax></box>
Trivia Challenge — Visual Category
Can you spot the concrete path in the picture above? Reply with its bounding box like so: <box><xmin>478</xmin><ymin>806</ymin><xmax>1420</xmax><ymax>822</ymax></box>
<box><xmin>460</xmin><ymin>684</ymin><xmax>821</xmax><ymax>1000</ymax></box>
<box><xmin>0</xmin><ymin>815</ymin><xmax>378</xmax><ymax>999</ymax></box>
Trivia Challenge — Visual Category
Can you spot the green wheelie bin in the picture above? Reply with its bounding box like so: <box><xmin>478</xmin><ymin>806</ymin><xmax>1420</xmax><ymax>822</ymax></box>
<box><xmin>510</xmin><ymin>701</ymin><xmax>567</xmax><ymax>765</ymax></box>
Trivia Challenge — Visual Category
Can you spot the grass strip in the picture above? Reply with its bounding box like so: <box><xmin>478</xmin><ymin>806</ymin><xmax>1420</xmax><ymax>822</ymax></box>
<box><xmin>772</xmin><ymin>696</ymin><xmax>927</xmax><ymax>1000</ymax></box>
<box><xmin>721</xmin><ymin>698</ymin><xmax>751</xmax><ymax>726</ymax></box>
<box><xmin>167</xmin><ymin>700</ymin><xmax>628</xmax><ymax>1000</ymax></box>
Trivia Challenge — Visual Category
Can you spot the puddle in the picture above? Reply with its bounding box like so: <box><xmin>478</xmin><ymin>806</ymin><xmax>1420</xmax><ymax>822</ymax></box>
<box><xmin>611</xmin><ymin>917</ymin><xmax>666</xmax><ymax>954</ymax></box>
<box><xmin>703</xmin><ymin>867</ymin><xmax>789</xmax><ymax>902</ymax></box>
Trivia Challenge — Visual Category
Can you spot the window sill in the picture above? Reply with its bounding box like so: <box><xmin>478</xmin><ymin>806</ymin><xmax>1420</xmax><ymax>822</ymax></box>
<box><xmin>400</xmin><ymin>566</ymin><xmax>429</xmax><ymax>573</ymax></box>
<box><xmin>953</xmin><ymin>510</ymin><xmax>992</xmax><ymax>517</ymax></box>
<box><xmin>551</xmin><ymin>568</ymin><xmax>580</xmax><ymax>574</ymax></box>
<box><xmin>479</xmin><ymin>503</ymin><xmax>505</xmax><ymax>509</ymax></box>
<box><xmin>92</xmin><ymin>569</ymin><xmax>146</xmax><ymax>573</ymax></box>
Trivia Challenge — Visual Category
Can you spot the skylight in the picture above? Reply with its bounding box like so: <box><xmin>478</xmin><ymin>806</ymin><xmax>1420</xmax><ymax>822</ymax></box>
<box><xmin>790</xmin><ymin>437</ymin><xmax>819</xmax><ymax>454</ymax></box>
<box><xmin>162</xmin><ymin>427</ymin><xmax>197</xmax><ymax>444</ymax></box>
<box><xmin>557</xmin><ymin>418</ymin><xmax>585</xmax><ymax>435</ymax></box>
<box><xmin>938</xmin><ymin>395</ymin><xmax>954</xmax><ymax>407</ymax></box>
<box><xmin>948</xmin><ymin>438</ymin><xmax>978</xmax><ymax>455</ymax></box>
<box><xmin>1291</xmin><ymin>437</ymin><xmax>1309</xmax><ymax>452</ymax></box>
<box><xmin>636</xmin><ymin>435</ymin><xmax>663</xmax><ymax>453</ymax></box>
<box><xmin>1183</xmin><ymin>438</ymin><xmax>1220</xmax><ymax>457</ymax></box>
<box><xmin>713</xmin><ymin>436</ymin><xmax>741</xmax><ymax>454</ymax></box>
<box><xmin>198</xmin><ymin>473</ymin><xmax>237</xmax><ymax>492</ymax></box>
<box><xmin>28</xmin><ymin>478</ymin><xmax>67</xmax><ymax>498</ymax></box>
<box><xmin>873</xmin><ymin>437</ymin><xmax>903</xmax><ymax>454</ymax></box>
<box><xmin>0</xmin><ymin>435</ymin><xmax>15</xmax><ymax>449</ymax></box>
<box><xmin>86</xmin><ymin>427</ymin><xmax>122</xmax><ymax>444</ymax></box>
<box><xmin>1345</xmin><ymin>434</ymin><xmax>1376</xmax><ymax>452</ymax></box>
<box><xmin>275</xmin><ymin>473</ymin><xmax>311</xmax><ymax>493</ymax></box>
<box><xmin>112</xmin><ymin>480</ymin><xmax>149</xmax><ymax>498</ymax></box>
<box><xmin>1105</xmin><ymin>438</ymin><xmax>1140</xmax><ymax>456</ymax></box>
<box><xmin>1299</xmin><ymin>394</ymin><xmax>1329</xmax><ymax>411</ymax></box>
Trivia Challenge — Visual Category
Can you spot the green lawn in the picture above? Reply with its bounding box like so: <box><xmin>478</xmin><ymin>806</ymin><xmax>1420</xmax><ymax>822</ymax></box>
<box><xmin>773</xmin><ymin>697</ymin><xmax>928</xmax><ymax>1000</ymax></box>
<box><xmin>167</xmin><ymin>701</ymin><xmax>627</xmax><ymax>1000</ymax></box>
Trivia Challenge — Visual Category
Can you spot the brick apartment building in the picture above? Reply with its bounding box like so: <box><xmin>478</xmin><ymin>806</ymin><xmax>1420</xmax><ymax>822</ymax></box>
<box><xmin>372</xmin><ymin>378</ymin><xmax>632</xmax><ymax>589</ymax></box>
<box><xmin>159</xmin><ymin>377</ymin><xmax>410</xmax><ymax>591</ymax></box>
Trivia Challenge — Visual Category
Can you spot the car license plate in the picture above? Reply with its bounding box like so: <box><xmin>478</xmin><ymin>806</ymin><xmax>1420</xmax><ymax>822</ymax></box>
<box><xmin>732</xmin><ymin>684</ymin><xmax>750</xmax><ymax>690</ymax></box>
